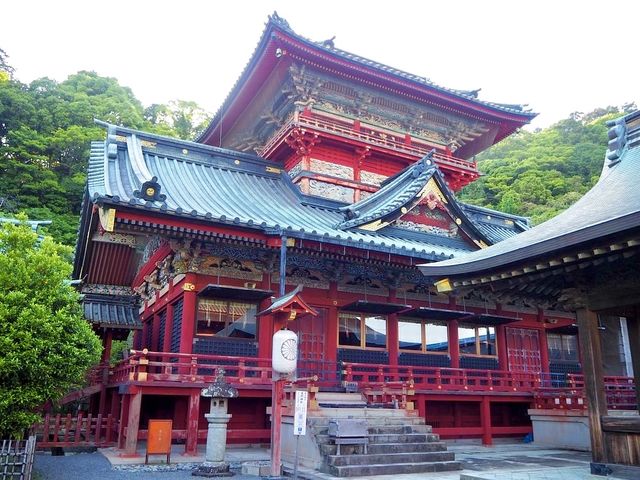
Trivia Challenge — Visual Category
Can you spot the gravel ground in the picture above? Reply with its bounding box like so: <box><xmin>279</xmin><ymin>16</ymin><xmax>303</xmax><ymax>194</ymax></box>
<box><xmin>34</xmin><ymin>452</ymin><xmax>260</xmax><ymax>480</ymax></box>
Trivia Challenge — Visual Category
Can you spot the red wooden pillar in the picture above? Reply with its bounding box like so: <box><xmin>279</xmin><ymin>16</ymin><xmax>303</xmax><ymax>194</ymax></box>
<box><xmin>258</xmin><ymin>272</ymin><xmax>274</xmax><ymax>359</ymax></box>
<box><xmin>496</xmin><ymin>325</ymin><xmax>508</xmax><ymax>371</ymax></box>
<box><xmin>481</xmin><ymin>396</ymin><xmax>492</xmax><ymax>446</ymax></box>
<box><xmin>118</xmin><ymin>392</ymin><xmax>129</xmax><ymax>450</ymax></box>
<box><xmin>326</xmin><ymin>281</ymin><xmax>339</xmax><ymax>365</ymax></box>
<box><xmin>123</xmin><ymin>391</ymin><xmax>142</xmax><ymax>455</ymax></box>
<box><xmin>387</xmin><ymin>288</ymin><xmax>399</xmax><ymax>367</ymax></box>
<box><xmin>110</xmin><ymin>390</ymin><xmax>120</xmax><ymax>419</ymax></box>
<box><xmin>179</xmin><ymin>273</ymin><xmax>197</xmax><ymax>355</ymax></box>
<box><xmin>185</xmin><ymin>389</ymin><xmax>200</xmax><ymax>456</ymax></box>
<box><xmin>449</xmin><ymin>320</ymin><xmax>460</xmax><ymax>369</ymax></box>
<box><xmin>539</xmin><ymin>326</ymin><xmax>550</xmax><ymax>378</ymax></box>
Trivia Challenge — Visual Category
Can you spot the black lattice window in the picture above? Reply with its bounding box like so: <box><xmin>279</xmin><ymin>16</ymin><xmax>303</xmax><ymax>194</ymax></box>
<box><xmin>170</xmin><ymin>299</ymin><xmax>183</xmax><ymax>353</ymax></box>
<box><xmin>158</xmin><ymin>310</ymin><xmax>166</xmax><ymax>351</ymax></box>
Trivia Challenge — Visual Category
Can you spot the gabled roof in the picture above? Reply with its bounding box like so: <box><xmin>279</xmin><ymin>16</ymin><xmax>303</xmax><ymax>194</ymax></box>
<box><xmin>419</xmin><ymin>110</ymin><xmax>640</xmax><ymax>279</ymax></box>
<box><xmin>83</xmin><ymin>123</ymin><xmax>527</xmax><ymax>263</ymax></box>
<box><xmin>198</xmin><ymin>13</ymin><xmax>536</xmax><ymax>148</ymax></box>
<box><xmin>336</xmin><ymin>151</ymin><xmax>501</xmax><ymax>248</ymax></box>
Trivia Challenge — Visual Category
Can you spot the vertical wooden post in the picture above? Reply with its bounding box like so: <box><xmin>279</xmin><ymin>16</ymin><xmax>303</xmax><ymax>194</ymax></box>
<box><xmin>449</xmin><ymin>320</ymin><xmax>460</xmax><ymax>369</ymax></box>
<box><xmin>185</xmin><ymin>390</ymin><xmax>200</xmax><ymax>456</ymax></box>
<box><xmin>539</xmin><ymin>327</ymin><xmax>550</xmax><ymax>378</ymax></box>
<box><xmin>123</xmin><ymin>391</ymin><xmax>142</xmax><ymax>456</ymax></box>
<box><xmin>326</xmin><ymin>281</ymin><xmax>339</xmax><ymax>366</ymax></box>
<box><xmin>258</xmin><ymin>272</ymin><xmax>274</xmax><ymax>359</ymax></box>
<box><xmin>179</xmin><ymin>273</ymin><xmax>197</xmax><ymax>355</ymax></box>
<box><xmin>624</xmin><ymin>314</ymin><xmax>640</xmax><ymax>411</ymax></box>
<box><xmin>118</xmin><ymin>392</ymin><xmax>129</xmax><ymax>450</ymax></box>
<box><xmin>496</xmin><ymin>325</ymin><xmax>508</xmax><ymax>371</ymax></box>
<box><xmin>270</xmin><ymin>377</ymin><xmax>285</xmax><ymax>477</ymax></box>
<box><xmin>576</xmin><ymin>308</ymin><xmax>608</xmax><ymax>465</ymax></box>
<box><xmin>98</xmin><ymin>330</ymin><xmax>114</xmax><ymax>416</ymax></box>
<box><xmin>481</xmin><ymin>396</ymin><xmax>492</xmax><ymax>446</ymax></box>
<box><xmin>387</xmin><ymin>288</ymin><xmax>399</xmax><ymax>367</ymax></box>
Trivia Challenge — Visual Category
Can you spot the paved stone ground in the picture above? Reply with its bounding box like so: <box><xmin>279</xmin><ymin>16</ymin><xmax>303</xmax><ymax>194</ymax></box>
<box><xmin>34</xmin><ymin>443</ymin><xmax>638</xmax><ymax>480</ymax></box>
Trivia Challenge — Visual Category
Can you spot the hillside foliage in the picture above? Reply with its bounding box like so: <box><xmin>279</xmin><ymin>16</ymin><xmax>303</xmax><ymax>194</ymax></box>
<box><xmin>0</xmin><ymin>51</ymin><xmax>211</xmax><ymax>244</ymax></box>
<box><xmin>459</xmin><ymin>104</ymin><xmax>637</xmax><ymax>224</ymax></box>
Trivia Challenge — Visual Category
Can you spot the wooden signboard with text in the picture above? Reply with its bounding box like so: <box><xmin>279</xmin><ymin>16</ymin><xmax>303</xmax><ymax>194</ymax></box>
<box><xmin>146</xmin><ymin>419</ymin><xmax>172</xmax><ymax>464</ymax></box>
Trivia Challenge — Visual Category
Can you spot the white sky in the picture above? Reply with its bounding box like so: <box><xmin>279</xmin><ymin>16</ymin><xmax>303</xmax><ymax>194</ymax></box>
<box><xmin>2</xmin><ymin>1</ymin><xmax>638</xmax><ymax>130</ymax></box>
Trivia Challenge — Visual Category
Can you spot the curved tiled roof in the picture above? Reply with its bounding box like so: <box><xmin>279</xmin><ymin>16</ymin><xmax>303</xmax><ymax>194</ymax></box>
<box><xmin>419</xmin><ymin>111</ymin><xmax>640</xmax><ymax>277</ymax></box>
<box><xmin>88</xmin><ymin>124</ymin><xmax>486</xmax><ymax>261</ymax></box>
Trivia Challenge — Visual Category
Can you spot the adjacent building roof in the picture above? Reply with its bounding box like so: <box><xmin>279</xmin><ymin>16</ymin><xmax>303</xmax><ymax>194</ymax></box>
<box><xmin>419</xmin><ymin>111</ymin><xmax>640</xmax><ymax>279</ymax></box>
<box><xmin>84</xmin><ymin>123</ymin><xmax>527</xmax><ymax>262</ymax></box>
<box><xmin>83</xmin><ymin>294</ymin><xmax>141</xmax><ymax>330</ymax></box>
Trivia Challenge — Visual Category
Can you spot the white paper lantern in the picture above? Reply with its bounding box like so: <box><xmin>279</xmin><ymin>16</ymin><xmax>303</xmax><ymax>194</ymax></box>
<box><xmin>272</xmin><ymin>329</ymin><xmax>298</xmax><ymax>374</ymax></box>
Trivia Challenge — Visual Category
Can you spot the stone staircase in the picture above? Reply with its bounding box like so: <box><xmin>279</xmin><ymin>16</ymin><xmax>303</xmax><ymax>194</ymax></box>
<box><xmin>307</xmin><ymin>393</ymin><xmax>461</xmax><ymax>477</ymax></box>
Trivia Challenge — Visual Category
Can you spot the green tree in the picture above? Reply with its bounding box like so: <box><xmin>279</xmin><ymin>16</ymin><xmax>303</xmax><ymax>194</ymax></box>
<box><xmin>0</xmin><ymin>219</ymin><xmax>101</xmax><ymax>437</ymax></box>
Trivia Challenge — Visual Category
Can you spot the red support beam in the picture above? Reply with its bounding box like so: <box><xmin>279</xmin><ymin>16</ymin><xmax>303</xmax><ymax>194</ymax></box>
<box><xmin>387</xmin><ymin>288</ymin><xmax>399</xmax><ymax>366</ymax></box>
<box><xmin>481</xmin><ymin>396</ymin><xmax>492</xmax><ymax>446</ymax></box>
<box><xmin>185</xmin><ymin>389</ymin><xmax>200</xmax><ymax>456</ymax></box>
<box><xmin>448</xmin><ymin>320</ymin><xmax>460</xmax><ymax>369</ymax></box>
<box><xmin>326</xmin><ymin>281</ymin><xmax>339</xmax><ymax>364</ymax></box>
<box><xmin>163</xmin><ymin>303</ymin><xmax>174</xmax><ymax>353</ymax></box>
<box><xmin>122</xmin><ymin>392</ymin><xmax>142</xmax><ymax>456</ymax></box>
<box><xmin>179</xmin><ymin>273</ymin><xmax>197</xmax><ymax>355</ymax></box>
<box><xmin>496</xmin><ymin>325</ymin><xmax>508</xmax><ymax>371</ymax></box>
<box><xmin>539</xmin><ymin>326</ymin><xmax>550</xmax><ymax>376</ymax></box>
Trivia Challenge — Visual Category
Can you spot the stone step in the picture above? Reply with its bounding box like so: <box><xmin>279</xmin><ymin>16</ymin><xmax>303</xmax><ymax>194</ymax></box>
<box><xmin>367</xmin><ymin>441</ymin><xmax>447</xmax><ymax>454</ymax></box>
<box><xmin>319</xmin><ymin>440</ymin><xmax>447</xmax><ymax>456</ymax></box>
<box><xmin>315</xmin><ymin>392</ymin><xmax>366</xmax><ymax>403</ymax></box>
<box><xmin>310</xmin><ymin>408</ymin><xmax>417</xmax><ymax>418</ymax></box>
<box><xmin>327</xmin><ymin>451</ymin><xmax>455</xmax><ymax>466</ymax></box>
<box><xmin>315</xmin><ymin>432</ymin><xmax>440</xmax><ymax>445</ymax></box>
<box><xmin>367</xmin><ymin>424</ymin><xmax>432</xmax><ymax>434</ymax></box>
<box><xmin>369</xmin><ymin>432</ymin><xmax>440</xmax><ymax>443</ymax></box>
<box><xmin>308</xmin><ymin>416</ymin><xmax>425</xmax><ymax>427</ymax></box>
<box><xmin>325</xmin><ymin>460</ymin><xmax>462</xmax><ymax>477</ymax></box>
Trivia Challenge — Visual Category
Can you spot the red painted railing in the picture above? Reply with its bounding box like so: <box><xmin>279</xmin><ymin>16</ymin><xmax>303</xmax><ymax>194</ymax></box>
<box><xmin>99</xmin><ymin>353</ymin><xmax>637</xmax><ymax>411</ymax></box>
<box><xmin>110</xmin><ymin>350</ymin><xmax>273</xmax><ymax>386</ymax></box>
<box><xmin>32</xmin><ymin>413</ymin><xmax>118</xmax><ymax>448</ymax></box>
<box><xmin>342</xmin><ymin>362</ymin><xmax>540</xmax><ymax>393</ymax></box>
<box><xmin>260</xmin><ymin>113</ymin><xmax>478</xmax><ymax>175</ymax></box>
<box><xmin>533</xmin><ymin>374</ymin><xmax>636</xmax><ymax>410</ymax></box>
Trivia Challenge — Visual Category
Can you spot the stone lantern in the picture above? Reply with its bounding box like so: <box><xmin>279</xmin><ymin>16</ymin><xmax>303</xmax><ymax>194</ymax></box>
<box><xmin>192</xmin><ymin>368</ymin><xmax>238</xmax><ymax>477</ymax></box>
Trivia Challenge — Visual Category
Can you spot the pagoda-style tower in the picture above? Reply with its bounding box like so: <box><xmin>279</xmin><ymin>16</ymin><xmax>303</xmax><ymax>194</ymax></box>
<box><xmin>199</xmin><ymin>13</ymin><xmax>535</xmax><ymax>202</ymax></box>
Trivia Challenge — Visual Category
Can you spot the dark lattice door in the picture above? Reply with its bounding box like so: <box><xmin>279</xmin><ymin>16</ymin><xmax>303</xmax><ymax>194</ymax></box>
<box><xmin>506</xmin><ymin>327</ymin><xmax>542</xmax><ymax>373</ymax></box>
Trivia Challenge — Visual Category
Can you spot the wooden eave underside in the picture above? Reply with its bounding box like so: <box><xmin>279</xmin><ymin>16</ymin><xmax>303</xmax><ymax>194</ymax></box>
<box><xmin>447</xmin><ymin>235</ymin><xmax>640</xmax><ymax>311</ymax></box>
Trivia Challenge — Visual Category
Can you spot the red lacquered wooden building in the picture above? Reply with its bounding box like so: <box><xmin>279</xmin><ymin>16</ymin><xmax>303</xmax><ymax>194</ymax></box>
<box><xmin>71</xmin><ymin>13</ymin><xmax>606</xmax><ymax>456</ymax></box>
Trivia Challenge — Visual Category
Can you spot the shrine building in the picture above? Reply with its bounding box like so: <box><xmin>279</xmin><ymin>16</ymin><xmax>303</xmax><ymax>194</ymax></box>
<box><xmin>69</xmin><ymin>13</ymin><xmax>628</xmax><ymax>463</ymax></box>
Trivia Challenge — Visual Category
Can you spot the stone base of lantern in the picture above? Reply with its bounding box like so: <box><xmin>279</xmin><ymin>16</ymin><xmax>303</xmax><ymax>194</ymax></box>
<box><xmin>191</xmin><ymin>461</ymin><xmax>234</xmax><ymax>477</ymax></box>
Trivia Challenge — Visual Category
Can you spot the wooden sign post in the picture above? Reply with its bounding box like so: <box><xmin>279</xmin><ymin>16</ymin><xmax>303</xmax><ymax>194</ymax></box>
<box><xmin>145</xmin><ymin>419</ymin><xmax>172</xmax><ymax>465</ymax></box>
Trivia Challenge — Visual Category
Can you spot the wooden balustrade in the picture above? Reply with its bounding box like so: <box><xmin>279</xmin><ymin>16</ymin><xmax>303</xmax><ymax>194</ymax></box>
<box><xmin>260</xmin><ymin>114</ymin><xmax>477</xmax><ymax>174</ymax></box>
<box><xmin>341</xmin><ymin>362</ymin><xmax>539</xmax><ymax>393</ymax></box>
<box><xmin>32</xmin><ymin>413</ymin><xmax>118</xmax><ymax>448</ymax></box>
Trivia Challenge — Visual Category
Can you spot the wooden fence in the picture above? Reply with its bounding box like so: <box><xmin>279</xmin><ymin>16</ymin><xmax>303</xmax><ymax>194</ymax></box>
<box><xmin>0</xmin><ymin>437</ymin><xmax>36</xmax><ymax>480</ymax></box>
<box><xmin>32</xmin><ymin>414</ymin><xmax>118</xmax><ymax>449</ymax></box>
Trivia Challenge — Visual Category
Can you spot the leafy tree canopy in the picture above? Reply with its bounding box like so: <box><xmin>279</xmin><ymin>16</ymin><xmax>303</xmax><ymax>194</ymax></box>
<box><xmin>0</xmin><ymin>51</ymin><xmax>211</xmax><ymax>244</ymax></box>
<box><xmin>459</xmin><ymin>103</ymin><xmax>637</xmax><ymax>224</ymax></box>
<box><xmin>0</xmin><ymin>218</ymin><xmax>102</xmax><ymax>437</ymax></box>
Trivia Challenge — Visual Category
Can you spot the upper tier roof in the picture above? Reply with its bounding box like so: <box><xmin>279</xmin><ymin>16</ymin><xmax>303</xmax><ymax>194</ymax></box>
<box><xmin>419</xmin><ymin>110</ymin><xmax>640</xmax><ymax>278</ymax></box>
<box><xmin>198</xmin><ymin>12</ymin><xmax>536</xmax><ymax>147</ymax></box>
<box><xmin>84</xmin><ymin>123</ymin><xmax>527</xmax><ymax>262</ymax></box>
